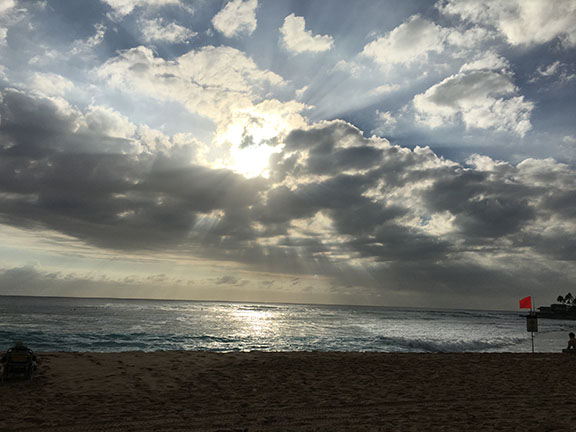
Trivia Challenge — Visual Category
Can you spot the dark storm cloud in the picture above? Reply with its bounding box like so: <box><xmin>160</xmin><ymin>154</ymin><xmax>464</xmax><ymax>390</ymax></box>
<box><xmin>340</xmin><ymin>257</ymin><xmax>576</xmax><ymax>309</ymax></box>
<box><xmin>253</xmin><ymin>173</ymin><xmax>376</xmax><ymax>224</ymax></box>
<box><xmin>2</xmin><ymin>88</ymin><xmax>576</xmax><ymax>301</ymax></box>
<box><xmin>264</xmin><ymin>121</ymin><xmax>576</xmax><ymax>274</ymax></box>
<box><xmin>279</xmin><ymin>121</ymin><xmax>384</xmax><ymax>177</ymax></box>
<box><xmin>0</xmin><ymin>264</ymin><xmax>136</xmax><ymax>298</ymax></box>
<box><xmin>422</xmin><ymin>169</ymin><xmax>537</xmax><ymax>239</ymax></box>
<box><xmin>0</xmin><ymin>265</ymin><xmax>188</xmax><ymax>298</ymax></box>
<box><xmin>307</xmin><ymin>145</ymin><xmax>383</xmax><ymax>175</ymax></box>
<box><xmin>329</xmin><ymin>201</ymin><xmax>406</xmax><ymax>236</ymax></box>
<box><xmin>140</xmin><ymin>164</ymin><xmax>265</xmax><ymax>211</ymax></box>
<box><xmin>452</xmin><ymin>197</ymin><xmax>534</xmax><ymax>239</ymax></box>
<box><xmin>0</xmin><ymin>265</ymin><xmax>83</xmax><ymax>296</ymax></box>
<box><xmin>209</xmin><ymin>207</ymin><xmax>258</xmax><ymax>241</ymax></box>
<box><xmin>214</xmin><ymin>275</ymin><xmax>240</xmax><ymax>285</ymax></box>
<box><xmin>0</xmin><ymin>89</ymin><xmax>265</xmax><ymax>250</ymax></box>
<box><xmin>518</xmin><ymin>232</ymin><xmax>576</xmax><ymax>261</ymax></box>
<box><xmin>347</xmin><ymin>224</ymin><xmax>451</xmax><ymax>262</ymax></box>
<box><xmin>542</xmin><ymin>190</ymin><xmax>576</xmax><ymax>218</ymax></box>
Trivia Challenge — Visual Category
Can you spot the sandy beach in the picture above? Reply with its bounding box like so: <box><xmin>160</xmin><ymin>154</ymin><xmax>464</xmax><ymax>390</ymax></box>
<box><xmin>1</xmin><ymin>351</ymin><xmax>575</xmax><ymax>431</ymax></box>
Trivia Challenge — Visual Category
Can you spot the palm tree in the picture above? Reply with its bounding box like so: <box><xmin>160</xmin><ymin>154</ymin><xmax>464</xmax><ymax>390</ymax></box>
<box><xmin>565</xmin><ymin>293</ymin><xmax>574</xmax><ymax>305</ymax></box>
<box><xmin>557</xmin><ymin>295</ymin><xmax>565</xmax><ymax>304</ymax></box>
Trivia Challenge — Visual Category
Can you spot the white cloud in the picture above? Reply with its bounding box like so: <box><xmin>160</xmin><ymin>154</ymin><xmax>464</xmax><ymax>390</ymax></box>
<box><xmin>361</xmin><ymin>15</ymin><xmax>447</xmax><ymax>66</ymax></box>
<box><xmin>439</xmin><ymin>0</ymin><xmax>576</xmax><ymax>47</ymax></box>
<box><xmin>529</xmin><ymin>61</ymin><xmax>576</xmax><ymax>85</ymax></box>
<box><xmin>371</xmin><ymin>110</ymin><xmax>398</xmax><ymax>136</ymax></box>
<box><xmin>212</xmin><ymin>0</ymin><xmax>257</xmax><ymax>38</ymax></box>
<box><xmin>537</xmin><ymin>61</ymin><xmax>561</xmax><ymax>77</ymax></box>
<box><xmin>413</xmin><ymin>57</ymin><xmax>533</xmax><ymax>136</ymax></box>
<box><xmin>0</xmin><ymin>0</ymin><xmax>16</xmax><ymax>15</ymax></box>
<box><xmin>280</xmin><ymin>13</ymin><xmax>334</xmax><ymax>54</ymax></box>
<box><xmin>459</xmin><ymin>52</ymin><xmax>509</xmax><ymax>72</ymax></box>
<box><xmin>445</xmin><ymin>26</ymin><xmax>491</xmax><ymax>51</ymax></box>
<box><xmin>139</xmin><ymin>18</ymin><xmax>196</xmax><ymax>43</ymax></box>
<box><xmin>373</xmin><ymin>83</ymin><xmax>402</xmax><ymax>95</ymax></box>
<box><xmin>515</xmin><ymin>158</ymin><xmax>575</xmax><ymax>188</ymax></box>
<box><xmin>0</xmin><ymin>0</ymin><xmax>19</xmax><ymax>45</ymax></box>
<box><xmin>96</xmin><ymin>45</ymin><xmax>307</xmax><ymax>169</ymax></box>
<box><xmin>28</xmin><ymin>72</ymin><xmax>75</xmax><ymax>96</ymax></box>
<box><xmin>376</xmin><ymin>110</ymin><xmax>398</xmax><ymax>128</ymax></box>
<box><xmin>81</xmin><ymin>105</ymin><xmax>137</xmax><ymax>140</ymax></box>
<box><xmin>69</xmin><ymin>23</ymin><xmax>106</xmax><ymax>58</ymax></box>
<box><xmin>102</xmin><ymin>0</ymin><xmax>181</xmax><ymax>19</ymax></box>
<box><xmin>332</xmin><ymin>59</ymin><xmax>369</xmax><ymax>78</ymax></box>
<box><xmin>96</xmin><ymin>45</ymin><xmax>286</xmax><ymax>120</ymax></box>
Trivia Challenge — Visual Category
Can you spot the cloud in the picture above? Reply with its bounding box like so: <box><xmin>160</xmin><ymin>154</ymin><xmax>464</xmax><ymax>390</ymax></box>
<box><xmin>0</xmin><ymin>0</ymin><xmax>16</xmax><ymax>15</ymax></box>
<box><xmin>101</xmin><ymin>0</ymin><xmax>181</xmax><ymax>18</ymax></box>
<box><xmin>0</xmin><ymin>88</ymin><xmax>265</xmax><ymax>250</ymax></box>
<box><xmin>361</xmin><ymin>15</ymin><xmax>447</xmax><ymax>66</ymax></box>
<box><xmin>265</xmin><ymin>121</ymin><xmax>576</xmax><ymax>264</ymax></box>
<box><xmin>413</xmin><ymin>54</ymin><xmax>533</xmax><ymax>136</ymax></box>
<box><xmin>0</xmin><ymin>0</ymin><xmax>23</xmax><ymax>47</ymax></box>
<box><xmin>28</xmin><ymin>73</ymin><xmax>75</xmax><ymax>97</ymax></box>
<box><xmin>439</xmin><ymin>0</ymin><xmax>576</xmax><ymax>47</ymax></box>
<box><xmin>139</xmin><ymin>18</ymin><xmax>197</xmax><ymax>43</ymax></box>
<box><xmin>0</xmin><ymin>0</ymin><xmax>575</xmax><ymax>308</ymax></box>
<box><xmin>1</xmin><ymin>88</ymin><xmax>576</xmax><ymax>304</ymax></box>
<box><xmin>214</xmin><ymin>275</ymin><xmax>239</xmax><ymax>285</ymax></box>
<box><xmin>81</xmin><ymin>105</ymin><xmax>137</xmax><ymax>139</ymax></box>
<box><xmin>0</xmin><ymin>264</ymin><xmax>195</xmax><ymax>298</ymax></box>
<box><xmin>95</xmin><ymin>45</ymin><xmax>307</xmax><ymax>171</ymax></box>
<box><xmin>96</xmin><ymin>45</ymin><xmax>287</xmax><ymax>122</ymax></box>
<box><xmin>529</xmin><ymin>61</ymin><xmax>576</xmax><ymax>85</ymax></box>
<box><xmin>458</xmin><ymin>51</ymin><xmax>509</xmax><ymax>72</ymax></box>
<box><xmin>280</xmin><ymin>13</ymin><xmax>334</xmax><ymax>54</ymax></box>
<box><xmin>212</xmin><ymin>0</ymin><xmax>258</xmax><ymax>38</ymax></box>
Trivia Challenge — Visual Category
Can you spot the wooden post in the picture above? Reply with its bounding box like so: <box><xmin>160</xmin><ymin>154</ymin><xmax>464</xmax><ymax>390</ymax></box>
<box><xmin>526</xmin><ymin>301</ymin><xmax>538</xmax><ymax>353</ymax></box>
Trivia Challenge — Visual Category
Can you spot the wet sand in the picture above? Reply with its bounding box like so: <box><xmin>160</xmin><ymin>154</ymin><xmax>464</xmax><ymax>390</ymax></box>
<box><xmin>1</xmin><ymin>351</ymin><xmax>575</xmax><ymax>431</ymax></box>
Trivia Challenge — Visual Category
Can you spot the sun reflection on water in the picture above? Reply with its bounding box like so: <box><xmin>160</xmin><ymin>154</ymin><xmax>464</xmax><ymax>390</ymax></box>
<box><xmin>230</xmin><ymin>305</ymin><xmax>280</xmax><ymax>338</ymax></box>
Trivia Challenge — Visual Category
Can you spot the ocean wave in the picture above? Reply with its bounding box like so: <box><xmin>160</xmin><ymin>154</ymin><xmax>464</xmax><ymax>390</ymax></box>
<box><xmin>374</xmin><ymin>335</ymin><xmax>525</xmax><ymax>353</ymax></box>
<box><xmin>2</xmin><ymin>298</ymin><xmax>567</xmax><ymax>353</ymax></box>
<box><xmin>236</xmin><ymin>305</ymin><xmax>284</xmax><ymax>312</ymax></box>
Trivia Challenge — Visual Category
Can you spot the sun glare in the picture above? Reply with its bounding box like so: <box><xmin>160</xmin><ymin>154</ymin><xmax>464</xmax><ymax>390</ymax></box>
<box><xmin>217</xmin><ymin>111</ymin><xmax>289</xmax><ymax>178</ymax></box>
<box><xmin>230</xmin><ymin>142</ymin><xmax>278</xmax><ymax>178</ymax></box>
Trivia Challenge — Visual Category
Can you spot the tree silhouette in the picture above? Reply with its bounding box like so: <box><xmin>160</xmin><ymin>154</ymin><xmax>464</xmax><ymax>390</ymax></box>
<box><xmin>565</xmin><ymin>293</ymin><xmax>574</xmax><ymax>305</ymax></box>
<box><xmin>557</xmin><ymin>295</ymin><xmax>565</xmax><ymax>304</ymax></box>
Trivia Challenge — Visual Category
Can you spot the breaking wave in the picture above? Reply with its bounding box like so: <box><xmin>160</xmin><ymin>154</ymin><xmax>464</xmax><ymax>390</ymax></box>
<box><xmin>373</xmin><ymin>335</ymin><xmax>526</xmax><ymax>353</ymax></box>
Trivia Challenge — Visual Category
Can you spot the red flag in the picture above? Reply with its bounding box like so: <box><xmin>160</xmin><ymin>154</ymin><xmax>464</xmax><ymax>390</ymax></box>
<box><xmin>519</xmin><ymin>296</ymin><xmax>532</xmax><ymax>309</ymax></box>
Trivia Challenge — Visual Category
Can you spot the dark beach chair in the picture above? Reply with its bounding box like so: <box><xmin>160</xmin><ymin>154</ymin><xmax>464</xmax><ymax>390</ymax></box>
<box><xmin>1</xmin><ymin>349</ymin><xmax>35</xmax><ymax>382</ymax></box>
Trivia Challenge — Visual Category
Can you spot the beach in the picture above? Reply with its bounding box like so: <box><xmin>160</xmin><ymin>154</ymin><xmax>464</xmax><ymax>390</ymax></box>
<box><xmin>1</xmin><ymin>351</ymin><xmax>575</xmax><ymax>431</ymax></box>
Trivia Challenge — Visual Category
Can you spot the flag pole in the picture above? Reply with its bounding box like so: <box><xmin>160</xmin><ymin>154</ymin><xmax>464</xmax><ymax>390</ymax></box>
<box><xmin>520</xmin><ymin>295</ymin><xmax>537</xmax><ymax>353</ymax></box>
<box><xmin>531</xmin><ymin>296</ymin><xmax>536</xmax><ymax>353</ymax></box>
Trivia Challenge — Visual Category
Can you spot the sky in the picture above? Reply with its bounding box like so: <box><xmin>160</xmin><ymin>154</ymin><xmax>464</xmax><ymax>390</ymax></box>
<box><xmin>0</xmin><ymin>0</ymin><xmax>575</xmax><ymax>310</ymax></box>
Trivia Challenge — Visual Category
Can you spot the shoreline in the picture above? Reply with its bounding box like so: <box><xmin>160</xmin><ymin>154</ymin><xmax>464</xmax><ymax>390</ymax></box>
<box><xmin>2</xmin><ymin>351</ymin><xmax>575</xmax><ymax>431</ymax></box>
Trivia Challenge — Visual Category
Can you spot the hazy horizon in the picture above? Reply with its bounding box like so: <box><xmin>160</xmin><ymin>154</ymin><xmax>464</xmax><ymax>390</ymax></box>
<box><xmin>0</xmin><ymin>290</ymin><xmax>547</xmax><ymax>314</ymax></box>
<box><xmin>1</xmin><ymin>0</ymin><xmax>575</xmax><ymax>310</ymax></box>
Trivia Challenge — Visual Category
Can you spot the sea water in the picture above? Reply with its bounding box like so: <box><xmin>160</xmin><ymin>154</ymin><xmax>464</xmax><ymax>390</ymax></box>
<box><xmin>1</xmin><ymin>296</ymin><xmax>574</xmax><ymax>353</ymax></box>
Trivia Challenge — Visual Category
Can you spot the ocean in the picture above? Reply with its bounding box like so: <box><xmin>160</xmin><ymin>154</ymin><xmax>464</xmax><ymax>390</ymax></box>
<box><xmin>1</xmin><ymin>296</ymin><xmax>574</xmax><ymax>353</ymax></box>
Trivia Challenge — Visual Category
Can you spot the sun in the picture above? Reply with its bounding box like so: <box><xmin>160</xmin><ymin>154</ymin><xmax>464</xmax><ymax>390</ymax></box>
<box><xmin>218</xmin><ymin>111</ymin><xmax>288</xmax><ymax>178</ymax></box>
<box><xmin>230</xmin><ymin>141</ymin><xmax>279</xmax><ymax>178</ymax></box>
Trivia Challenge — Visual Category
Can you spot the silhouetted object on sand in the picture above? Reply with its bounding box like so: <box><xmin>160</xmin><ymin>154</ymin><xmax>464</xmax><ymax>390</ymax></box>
<box><xmin>562</xmin><ymin>332</ymin><xmax>576</xmax><ymax>354</ymax></box>
<box><xmin>1</xmin><ymin>341</ymin><xmax>38</xmax><ymax>382</ymax></box>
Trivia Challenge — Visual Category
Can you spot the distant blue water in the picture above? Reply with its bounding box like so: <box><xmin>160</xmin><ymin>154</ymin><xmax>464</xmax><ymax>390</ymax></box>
<box><xmin>1</xmin><ymin>296</ymin><xmax>574</xmax><ymax>353</ymax></box>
